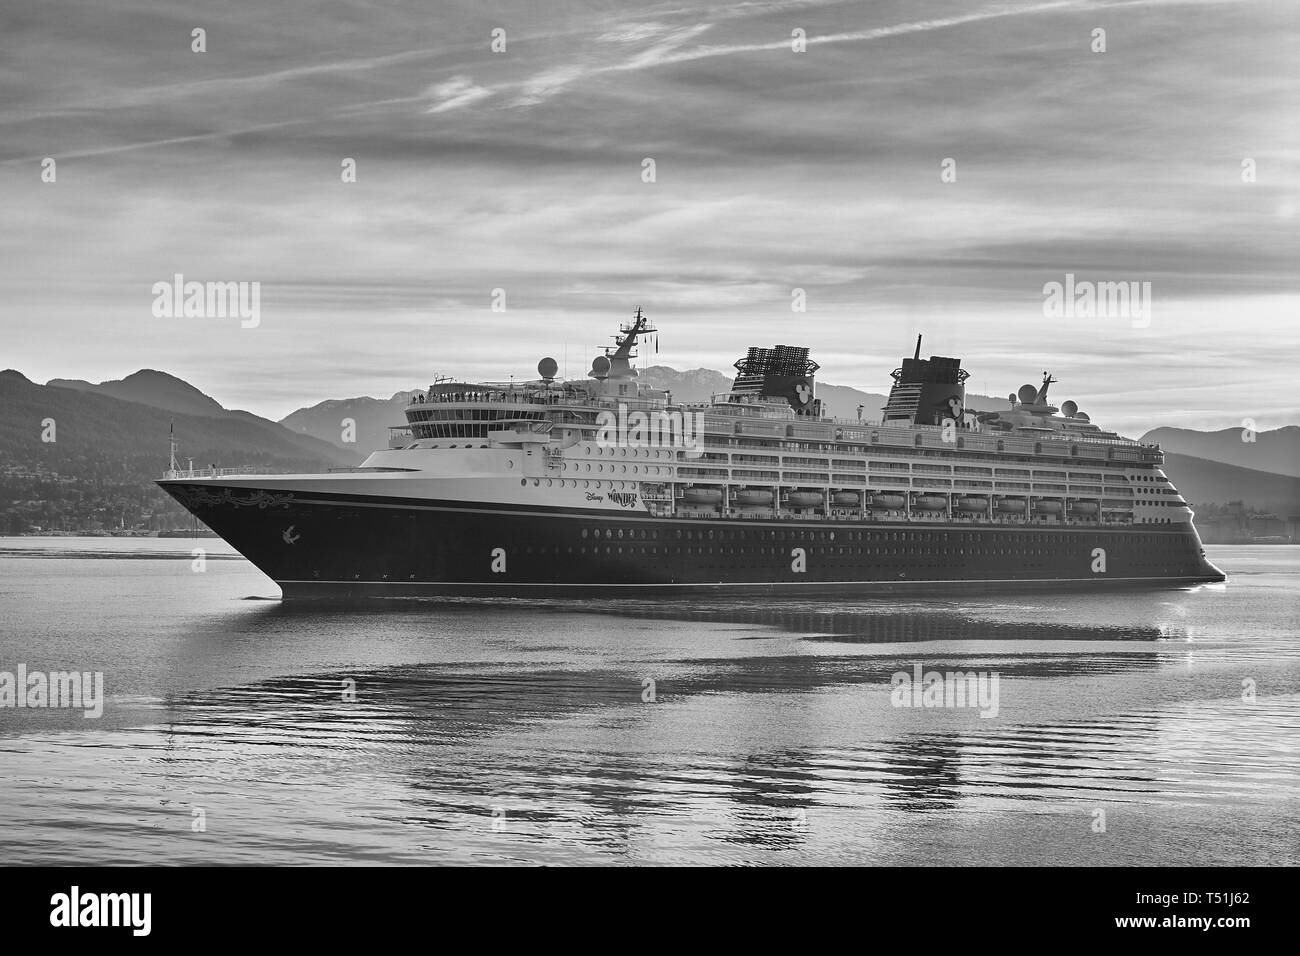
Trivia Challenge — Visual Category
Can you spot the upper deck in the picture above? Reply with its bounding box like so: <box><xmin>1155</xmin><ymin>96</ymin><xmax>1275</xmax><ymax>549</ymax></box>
<box><xmin>391</xmin><ymin>374</ymin><xmax>1159</xmax><ymax>465</ymax></box>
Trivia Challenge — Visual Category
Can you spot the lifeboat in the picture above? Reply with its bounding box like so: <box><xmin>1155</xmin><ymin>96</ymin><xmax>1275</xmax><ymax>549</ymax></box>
<box><xmin>785</xmin><ymin>492</ymin><xmax>823</xmax><ymax>508</ymax></box>
<box><xmin>683</xmin><ymin>487</ymin><xmax>723</xmax><ymax>504</ymax></box>
<box><xmin>1069</xmin><ymin>501</ymin><xmax>1099</xmax><ymax>515</ymax></box>
<box><xmin>734</xmin><ymin>489</ymin><xmax>774</xmax><ymax>507</ymax></box>
<box><xmin>995</xmin><ymin>498</ymin><xmax>1027</xmax><ymax>513</ymax></box>
<box><xmin>913</xmin><ymin>495</ymin><xmax>948</xmax><ymax>511</ymax></box>
<box><xmin>1033</xmin><ymin>500</ymin><xmax>1063</xmax><ymax>514</ymax></box>
<box><xmin>957</xmin><ymin>496</ymin><xmax>988</xmax><ymax>512</ymax></box>
<box><xmin>832</xmin><ymin>491</ymin><xmax>861</xmax><ymax>507</ymax></box>
<box><xmin>871</xmin><ymin>493</ymin><xmax>906</xmax><ymax>509</ymax></box>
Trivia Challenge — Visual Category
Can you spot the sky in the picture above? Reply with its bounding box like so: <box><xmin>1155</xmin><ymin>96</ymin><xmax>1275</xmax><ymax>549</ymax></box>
<box><xmin>1</xmin><ymin>0</ymin><xmax>1297</xmax><ymax>435</ymax></box>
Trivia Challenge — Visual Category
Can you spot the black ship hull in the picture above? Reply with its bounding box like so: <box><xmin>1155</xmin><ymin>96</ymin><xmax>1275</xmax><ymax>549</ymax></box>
<box><xmin>159</xmin><ymin>481</ymin><xmax>1226</xmax><ymax>600</ymax></box>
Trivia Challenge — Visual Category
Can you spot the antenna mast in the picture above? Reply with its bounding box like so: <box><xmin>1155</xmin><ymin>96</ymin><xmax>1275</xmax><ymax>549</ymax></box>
<box><xmin>168</xmin><ymin>420</ymin><xmax>179</xmax><ymax>475</ymax></box>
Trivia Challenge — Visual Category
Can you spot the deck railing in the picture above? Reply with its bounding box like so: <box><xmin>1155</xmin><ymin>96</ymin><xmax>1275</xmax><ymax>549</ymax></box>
<box><xmin>161</xmin><ymin>466</ymin><xmax>277</xmax><ymax>480</ymax></box>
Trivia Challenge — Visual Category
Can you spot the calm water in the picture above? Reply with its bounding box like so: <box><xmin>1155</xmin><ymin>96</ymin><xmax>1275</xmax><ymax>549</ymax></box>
<box><xmin>0</xmin><ymin>538</ymin><xmax>1296</xmax><ymax>865</ymax></box>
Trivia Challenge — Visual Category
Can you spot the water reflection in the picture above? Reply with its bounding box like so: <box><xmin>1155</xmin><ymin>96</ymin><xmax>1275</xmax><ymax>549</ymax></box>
<box><xmin>243</xmin><ymin>595</ymin><xmax>1187</xmax><ymax>644</ymax></box>
<box><xmin>147</xmin><ymin>622</ymin><xmax>1177</xmax><ymax>856</ymax></box>
<box><xmin>5</xmin><ymin>546</ymin><xmax>1292</xmax><ymax>865</ymax></box>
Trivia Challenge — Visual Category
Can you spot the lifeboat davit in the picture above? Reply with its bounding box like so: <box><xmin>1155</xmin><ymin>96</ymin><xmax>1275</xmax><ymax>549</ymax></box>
<box><xmin>913</xmin><ymin>495</ymin><xmax>948</xmax><ymax>511</ymax></box>
<box><xmin>871</xmin><ymin>493</ymin><xmax>906</xmax><ymax>509</ymax></box>
<box><xmin>957</xmin><ymin>496</ymin><xmax>988</xmax><ymax>512</ymax></box>
<box><xmin>785</xmin><ymin>492</ymin><xmax>823</xmax><ymax>508</ymax></box>
<box><xmin>683</xmin><ymin>488</ymin><xmax>723</xmax><ymax>504</ymax></box>
<box><xmin>995</xmin><ymin>498</ymin><xmax>1027</xmax><ymax>513</ymax></box>
<box><xmin>735</xmin><ymin>489</ymin><xmax>774</xmax><ymax>506</ymax></box>
<box><xmin>832</xmin><ymin>491</ymin><xmax>860</xmax><ymax>507</ymax></box>
<box><xmin>1033</xmin><ymin>500</ymin><xmax>1063</xmax><ymax>514</ymax></box>
<box><xmin>1069</xmin><ymin>501</ymin><xmax>1099</xmax><ymax>515</ymax></box>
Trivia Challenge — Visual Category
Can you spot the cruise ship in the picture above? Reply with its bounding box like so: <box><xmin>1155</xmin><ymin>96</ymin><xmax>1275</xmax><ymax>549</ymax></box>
<box><xmin>158</xmin><ymin>310</ymin><xmax>1225</xmax><ymax>598</ymax></box>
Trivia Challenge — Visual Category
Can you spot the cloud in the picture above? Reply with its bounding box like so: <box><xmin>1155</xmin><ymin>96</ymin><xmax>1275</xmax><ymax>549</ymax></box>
<box><xmin>424</xmin><ymin>76</ymin><xmax>495</xmax><ymax>114</ymax></box>
<box><xmin>510</xmin><ymin>66</ymin><xmax>589</xmax><ymax>107</ymax></box>
<box><xmin>0</xmin><ymin>0</ymin><xmax>1293</xmax><ymax>434</ymax></box>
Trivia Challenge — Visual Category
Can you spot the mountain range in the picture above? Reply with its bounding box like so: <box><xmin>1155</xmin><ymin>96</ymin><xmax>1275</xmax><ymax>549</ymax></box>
<box><xmin>1139</xmin><ymin>426</ymin><xmax>1300</xmax><ymax>479</ymax></box>
<box><xmin>0</xmin><ymin>369</ymin><xmax>358</xmax><ymax>533</ymax></box>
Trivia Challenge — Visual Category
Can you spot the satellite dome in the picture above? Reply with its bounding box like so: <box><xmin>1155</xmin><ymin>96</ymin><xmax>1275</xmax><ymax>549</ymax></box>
<box><xmin>537</xmin><ymin>357</ymin><xmax>558</xmax><ymax>381</ymax></box>
<box><xmin>1076</xmin><ymin>411</ymin><xmax>1090</xmax><ymax>422</ymax></box>
<box><xmin>1007</xmin><ymin>393</ymin><xmax>1017</xmax><ymax>403</ymax></box>
<box><xmin>590</xmin><ymin>355</ymin><xmax>611</xmax><ymax>379</ymax></box>
<box><xmin>1017</xmin><ymin>384</ymin><xmax>1038</xmax><ymax>404</ymax></box>
<box><xmin>1061</xmin><ymin>400</ymin><xmax>1078</xmax><ymax>417</ymax></box>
